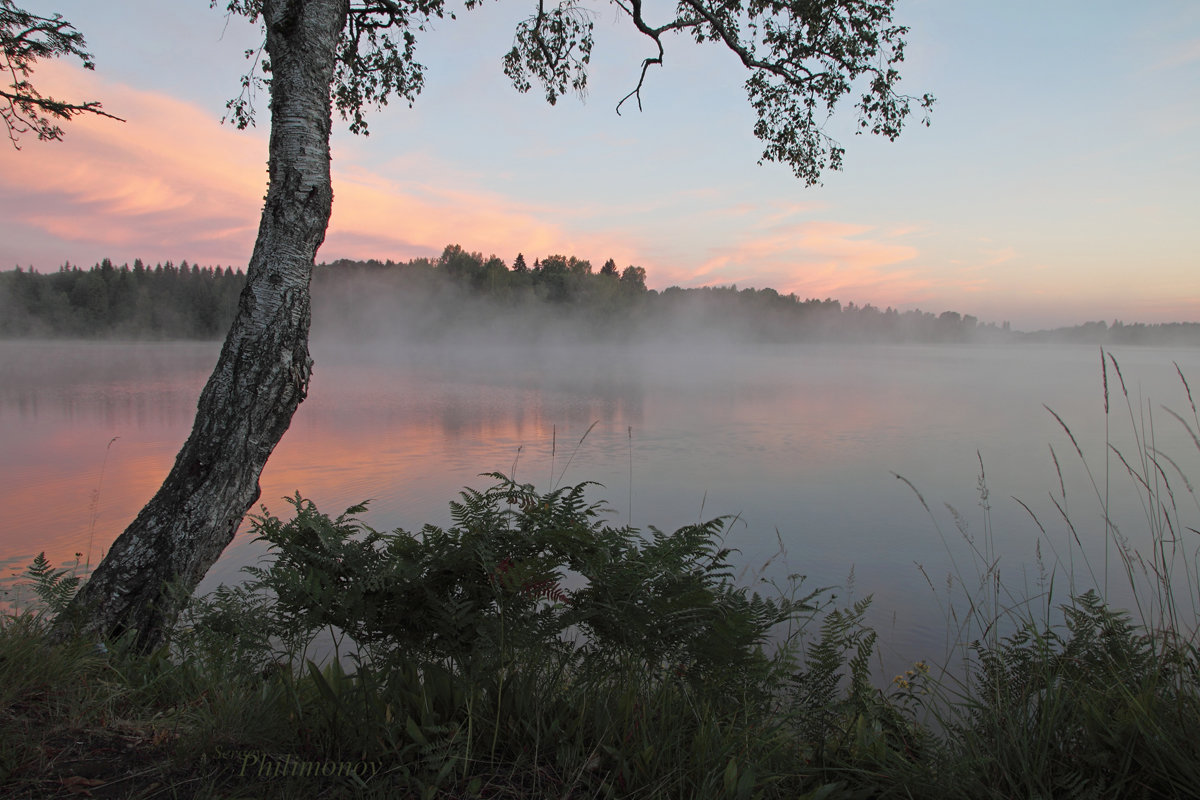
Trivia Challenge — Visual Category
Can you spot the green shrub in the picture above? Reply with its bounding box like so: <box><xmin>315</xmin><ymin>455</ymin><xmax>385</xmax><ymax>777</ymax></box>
<box><xmin>949</xmin><ymin>590</ymin><xmax>1200</xmax><ymax>799</ymax></box>
<box><xmin>246</xmin><ymin>473</ymin><xmax>821</xmax><ymax>696</ymax></box>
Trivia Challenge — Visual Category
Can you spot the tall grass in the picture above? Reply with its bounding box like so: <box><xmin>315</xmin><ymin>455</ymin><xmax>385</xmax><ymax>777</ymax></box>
<box><xmin>892</xmin><ymin>349</ymin><xmax>1200</xmax><ymax>798</ymax></box>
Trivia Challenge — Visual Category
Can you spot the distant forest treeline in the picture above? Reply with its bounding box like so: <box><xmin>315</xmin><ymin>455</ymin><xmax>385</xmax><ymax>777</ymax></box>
<box><xmin>2</xmin><ymin>245</ymin><xmax>1197</xmax><ymax>345</ymax></box>
<box><xmin>0</xmin><ymin>258</ymin><xmax>245</xmax><ymax>338</ymax></box>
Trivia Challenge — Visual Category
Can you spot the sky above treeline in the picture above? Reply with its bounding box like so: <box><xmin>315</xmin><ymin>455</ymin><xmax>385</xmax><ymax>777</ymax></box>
<box><xmin>1</xmin><ymin>1</ymin><xmax>1197</xmax><ymax>330</ymax></box>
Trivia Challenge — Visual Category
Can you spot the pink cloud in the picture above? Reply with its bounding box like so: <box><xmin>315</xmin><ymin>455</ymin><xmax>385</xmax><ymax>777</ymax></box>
<box><xmin>325</xmin><ymin>166</ymin><xmax>562</xmax><ymax>261</ymax></box>
<box><xmin>661</xmin><ymin>218</ymin><xmax>929</xmax><ymax>306</ymax></box>
<box><xmin>0</xmin><ymin>67</ymin><xmax>944</xmax><ymax>308</ymax></box>
<box><xmin>0</xmin><ymin>62</ymin><xmax>267</xmax><ymax>266</ymax></box>
<box><xmin>17</xmin><ymin>68</ymin><xmax>1179</xmax><ymax>330</ymax></box>
<box><xmin>0</xmin><ymin>63</ymin><xmax>655</xmax><ymax>274</ymax></box>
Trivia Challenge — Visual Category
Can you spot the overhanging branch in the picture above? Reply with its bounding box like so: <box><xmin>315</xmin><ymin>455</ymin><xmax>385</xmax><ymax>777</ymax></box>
<box><xmin>613</xmin><ymin>0</ymin><xmax>702</xmax><ymax>114</ymax></box>
<box><xmin>1</xmin><ymin>2</ymin><xmax>122</xmax><ymax>148</ymax></box>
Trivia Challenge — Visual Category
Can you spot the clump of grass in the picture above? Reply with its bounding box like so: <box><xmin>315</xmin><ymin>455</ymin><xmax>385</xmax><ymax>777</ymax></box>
<box><xmin>893</xmin><ymin>350</ymin><xmax>1200</xmax><ymax>798</ymax></box>
<box><xmin>0</xmin><ymin>611</ymin><xmax>225</xmax><ymax>794</ymax></box>
<box><xmin>950</xmin><ymin>590</ymin><xmax>1200</xmax><ymax>798</ymax></box>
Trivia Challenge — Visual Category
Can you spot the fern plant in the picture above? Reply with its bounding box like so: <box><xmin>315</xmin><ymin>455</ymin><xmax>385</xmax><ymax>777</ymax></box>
<box><xmin>787</xmin><ymin>597</ymin><xmax>922</xmax><ymax>771</ymax></box>
<box><xmin>21</xmin><ymin>552</ymin><xmax>82</xmax><ymax>616</ymax></box>
<box><xmin>214</xmin><ymin>474</ymin><xmax>855</xmax><ymax>793</ymax></box>
<box><xmin>244</xmin><ymin>474</ymin><xmax>824</xmax><ymax>698</ymax></box>
<box><xmin>954</xmin><ymin>590</ymin><xmax>1200</xmax><ymax>799</ymax></box>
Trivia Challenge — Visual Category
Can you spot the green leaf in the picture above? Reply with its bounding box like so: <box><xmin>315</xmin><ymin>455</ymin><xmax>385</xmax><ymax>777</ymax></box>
<box><xmin>306</xmin><ymin>659</ymin><xmax>341</xmax><ymax>710</ymax></box>
<box><xmin>405</xmin><ymin>715</ymin><xmax>429</xmax><ymax>747</ymax></box>
<box><xmin>723</xmin><ymin>756</ymin><xmax>738</xmax><ymax>795</ymax></box>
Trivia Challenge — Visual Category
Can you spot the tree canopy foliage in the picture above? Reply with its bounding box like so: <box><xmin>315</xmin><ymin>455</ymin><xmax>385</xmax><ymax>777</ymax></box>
<box><xmin>0</xmin><ymin>0</ymin><xmax>121</xmax><ymax>147</ymax></box>
<box><xmin>215</xmin><ymin>0</ymin><xmax>933</xmax><ymax>184</ymax></box>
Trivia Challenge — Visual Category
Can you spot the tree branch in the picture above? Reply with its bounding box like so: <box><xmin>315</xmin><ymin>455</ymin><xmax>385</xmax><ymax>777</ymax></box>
<box><xmin>1</xmin><ymin>1</ymin><xmax>122</xmax><ymax>148</ymax></box>
<box><xmin>1</xmin><ymin>88</ymin><xmax>123</xmax><ymax>147</ymax></box>
<box><xmin>609</xmin><ymin>0</ymin><xmax>932</xmax><ymax>183</ymax></box>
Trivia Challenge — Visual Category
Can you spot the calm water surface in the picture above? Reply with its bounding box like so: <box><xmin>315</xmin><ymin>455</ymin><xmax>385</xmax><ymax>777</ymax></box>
<box><xmin>3</xmin><ymin>340</ymin><xmax>1198</xmax><ymax>673</ymax></box>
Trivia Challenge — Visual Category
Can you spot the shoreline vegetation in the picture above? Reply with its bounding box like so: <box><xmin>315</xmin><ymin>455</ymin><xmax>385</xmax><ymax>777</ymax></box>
<box><xmin>2</xmin><ymin>352</ymin><xmax>1199</xmax><ymax>798</ymax></box>
<box><xmin>2</xmin><ymin>246</ymin><xmax>1197</xmax><ymax>345</ymax></box>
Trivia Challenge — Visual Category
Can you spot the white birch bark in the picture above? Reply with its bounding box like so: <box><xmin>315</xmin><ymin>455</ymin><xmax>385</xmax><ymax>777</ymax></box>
<box><xmin>53</xmin><ymin>0</ymin><xmax>350</xmax><ymax>650</ymax></box>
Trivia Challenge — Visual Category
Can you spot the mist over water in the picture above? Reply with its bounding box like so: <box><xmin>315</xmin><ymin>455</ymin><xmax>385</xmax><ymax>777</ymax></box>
<box><xmin>2</xmin><ymin>332</ymin><xmax>1198</xmax><ymax>677</ymax></box>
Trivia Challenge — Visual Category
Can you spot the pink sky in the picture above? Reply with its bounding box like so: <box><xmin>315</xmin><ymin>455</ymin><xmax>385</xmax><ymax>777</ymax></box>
<box><xmin>1</xmin><ymin>2</ymin><xmax>1197</xmax><ymax>330</ymax></box>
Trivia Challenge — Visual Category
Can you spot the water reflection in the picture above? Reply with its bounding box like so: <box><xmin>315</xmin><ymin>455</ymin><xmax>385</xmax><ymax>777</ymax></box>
<box><xmin>2</xmin><ymin>340</ymin><xmax>1198</xmax><ymax>675</ymax></box>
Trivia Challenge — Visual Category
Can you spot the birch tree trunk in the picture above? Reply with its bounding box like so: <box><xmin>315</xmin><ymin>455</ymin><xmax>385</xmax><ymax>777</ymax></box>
<box><xmin>52</xmin><ymin>0</ymin><xmax>350</xmax><ymax>651</ymax></box>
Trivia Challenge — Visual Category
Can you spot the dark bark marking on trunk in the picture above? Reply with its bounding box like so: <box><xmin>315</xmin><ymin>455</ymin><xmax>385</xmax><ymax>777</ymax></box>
<box><xmin>51</xmin><ymin>0</ymin><xmax>351</xmax><ymax>651</ymax></box>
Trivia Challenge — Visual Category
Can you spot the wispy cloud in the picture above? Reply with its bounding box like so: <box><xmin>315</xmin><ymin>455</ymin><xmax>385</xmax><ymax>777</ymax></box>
<box><xmin>661</xmin><ymin>217</ymin><xmax>928</xmax><ymax>305</ymax></box>
<box><xmin>0</xmin><ymin>62</ymin><xmax>266</xmax><ymax>266</ymax></box>
<box><xmin>0</xmin><ymin>64</ymin><xmax>653</xmax><ymax>271</ymax></box>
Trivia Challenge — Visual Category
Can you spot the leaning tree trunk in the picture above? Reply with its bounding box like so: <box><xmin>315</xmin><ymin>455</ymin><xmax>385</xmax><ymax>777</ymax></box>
<box><xmin>52</xmin><ymin>0</ymin><xmax>350</xmax><ymax>651</ymax></box>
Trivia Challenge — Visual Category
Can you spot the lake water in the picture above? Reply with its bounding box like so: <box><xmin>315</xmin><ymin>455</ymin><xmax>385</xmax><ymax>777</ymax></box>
<box><xmin>2</xmin><ymin>339</ymin><xmax>1198</xmax><ymax>676</ymax></box>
